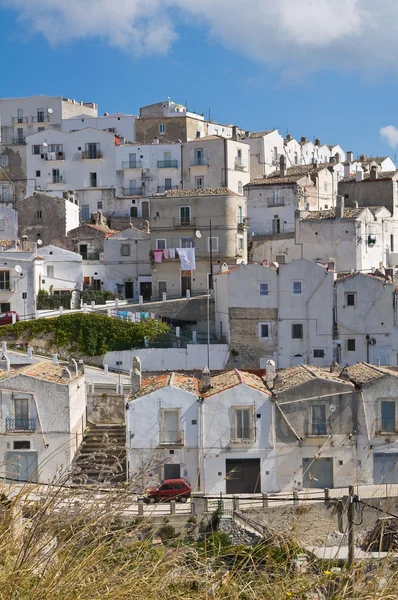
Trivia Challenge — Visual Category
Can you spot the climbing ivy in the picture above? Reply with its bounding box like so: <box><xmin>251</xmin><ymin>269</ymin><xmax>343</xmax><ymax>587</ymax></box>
<box><xmin>0</xmin><ymin>313</ymin><xmax>169</xmax><ymax>356</ymax></box>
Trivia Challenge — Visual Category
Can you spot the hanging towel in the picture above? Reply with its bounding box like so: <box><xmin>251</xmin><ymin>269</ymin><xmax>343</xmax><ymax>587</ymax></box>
<box><xmin>163</xmin><ymin>249</ymin><xmax>170</xmax><ymax>259</ymax></box>
<box><xmin>154</xmin><ymin>249</ymin><xmax>163</xmax><ymax>263</ymax></box>
<box><xmin>169</xmin><ymin>248</ymin><xmax>176</xmax><ymax>259</ymax></box>
<box><xmin>177</xmin><ymin>247</ymin><xmax>196</xmax><ymax>270</ymax></box>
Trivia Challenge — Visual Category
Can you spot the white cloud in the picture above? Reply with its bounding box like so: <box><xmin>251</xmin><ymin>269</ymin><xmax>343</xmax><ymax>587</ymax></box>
<box><xmin>380</xmin><ymin>126</ymin><xmax>398</xmax><ymax>148</ymax></box>
<box><xmin>4</xmin><ymin>0</ymin><xmax>398</xmax><ymax>72</ymax></box>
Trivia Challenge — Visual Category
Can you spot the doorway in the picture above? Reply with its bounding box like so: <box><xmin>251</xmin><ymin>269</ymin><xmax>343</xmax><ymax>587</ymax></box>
<box><xmin>158</xmin><ymin>281</ymin><xmax>167</xmax><ymax>298</ymax></box>
<box><xmin>164</xmin><ymin>463</ymin><xmax>181</xmax><ymax>479</ymax></box>
<box><xmin>226</xmin><ymin>459</ymin><xmax>261</xmax><ymax>494</ymax></box>
<box><xmin>6</xmin><ymin>451</ymin><xmax>38</xmax><ymax>483</ymax></box>
<box><xmin>302</xmin><ymin>457</ymin><xmax>333</xmax><ymax>488</ymax></box>
<box><xmin>125</xmin><ymin>281</ymin><xmax>134</xmax><ymax>299</ymax></box>
<box><xmin>181</xmin><ymin>270</ymin><xmax>191</xmax><ymax>297</ymax></box>
<box><xmin>374</xmin><ymin>453</ymin><xmax>398</xmax><ymax>484</ymax></box>
<box><xmin>139</xmin><ymin>282</ymin><xmax>152</xmax><ymax>300</ymax></box>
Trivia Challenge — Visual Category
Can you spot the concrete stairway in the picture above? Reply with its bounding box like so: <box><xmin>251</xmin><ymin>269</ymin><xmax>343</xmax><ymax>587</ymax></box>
<box><xmin>73</xmin><ymin>423</ymin><xmax>127</xmax><ymax>486</ymax></box>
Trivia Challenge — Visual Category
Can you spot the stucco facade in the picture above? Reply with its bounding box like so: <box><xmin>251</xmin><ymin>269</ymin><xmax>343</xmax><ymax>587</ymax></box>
<box><xmin>39</xmin><ymin>245</ymin><xmax>83</xmax><ymax>294</ymax></box>
<box><xmin>0</xmin><ymin>248</ymin><xmax>42</xmax><ymax>318</ymax></box>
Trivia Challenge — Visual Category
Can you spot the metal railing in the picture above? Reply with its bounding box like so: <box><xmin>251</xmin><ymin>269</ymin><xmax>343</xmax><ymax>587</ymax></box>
<box><xmin>122</xmin><ymin>188</ymin><xmax>144</xmax><ymax>196</ymax></box>
<box><xmin>267</xmin><ymin>199</ymin><xmax>285</xmax><ymax>207</ymax></box>
<box><xmin>375</xmin><ymin>418</ymin><xmax>398</xmax><ymax>434</ymax></box>
<box><xmin>80</xmin><ymin>252</ymin><xmax>100</xmax><ymax>260</ymax></box>
<box><xmin>310</xmin><ymin>419</ymin><xmax>328</xmax><ymax>436</ymax></box>
<box><xmin>122</xmin><ymin>160</ymin><xmax>143</xmax><ymax>169</ymax></box>
<box><xmin>229</xmin><ymin>428</ymin><xmax>255</xmax><ymax>443</ymax></box>
<box><xmin>172</xmin><ymin>217</ymin><xmax>196</xmax><ymax>227</ymax></box>
<box><xmin>159</xmin><ymin>430</ymin><xmax>184</xmax><ymax>445</ymax></box>
<box><xmin>157</xmin><ymin>160</ymin><xmax>178</xmax><ymax>168</ymax></box>
<box><xmin>192</xmin><ymin>157</ymin><xmax>209</xmax><ymax>166</ymax></box>
<box><xmin>6</xmin><ymin>418</ymin><xmax>36</xmax><ymax>432</ymax></box>
<box><xmin>82</xmin><ymin>151</ymin><xmax>103</xmax><ymax>159</ymax></box>
<box><xmin>157</xmin><ymin>185</ymin><xmax>179</xmax><ymax>193</ymax></box>
<box><xmin>11</xmin><ymin>138</ymin><xmax>25</xmax><ymax>145</ymax></box>
<box><xmin>46</xmin><ymin>152</ymin><xmax>65</xmax><ymax>161</ymax></box>
<box><xmin>12</xmin><ymin>116</ymin><xmax>28</xmax><ymax>124</ymax></box>
<box><xmin>235</xmin><ymin>158</ymin><xmax>248</xmax><ymax>169</ymax></box>
<box><xmin>49</xmin><ymin>175</ymin><xmax>65</xmax><ymax>184</ymax></box>
<box><xmin>31</xmin><ymin>115</ymin><xmax>47</xmax><ymax>124</ymax></box>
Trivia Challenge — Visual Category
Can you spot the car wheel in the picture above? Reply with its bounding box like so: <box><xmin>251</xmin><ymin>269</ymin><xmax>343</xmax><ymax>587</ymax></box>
<box><xmin>143</xmin><ymin>497</ymin><xmax>150</xmax><ymax>504</ymax></box>
<box><xmin>148</xmin><ymin>496</ymin><xmax>156</xmax><ymax>504</ymax></box>
<box><xmin>180</xmin><ymin>496</ymin><xmax>188</xmax><ymax>503</ymax></box>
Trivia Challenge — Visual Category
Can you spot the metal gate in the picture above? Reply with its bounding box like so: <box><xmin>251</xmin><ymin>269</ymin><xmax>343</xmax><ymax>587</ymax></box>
<box><xmin>6</xmin><ymin>451</ymin><xmax>38</xmax><ymax>483</ymax></box>
<box><xmin>302</xmin><ymin>457</ymin><xmax>333</xmax><ymax>489</ymax></box>
<box><xmin>226</xmin><ymin>459</ymin><xmax>261</xmax><ymax>494</ymax></box>
<box><xmin>374</xmin><ymin>453</ymin><xmax>398</xmax><ymax>484</ymax></box>
<box><xmin>164</xmin><ymin>463</ymin><xmax>181</xmax><ymax>479</ymax></box>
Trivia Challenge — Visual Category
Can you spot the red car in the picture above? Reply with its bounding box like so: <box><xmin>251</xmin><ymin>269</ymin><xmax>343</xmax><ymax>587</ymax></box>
<box><xmin>0</xmin><ymin>312</ymin><xmax>19</xmax><ymax>326</ymax></box>
<box><xmin>143</xmin><ymin>478</ymin><xmax>191</xmax><ymax>504</ymax></box>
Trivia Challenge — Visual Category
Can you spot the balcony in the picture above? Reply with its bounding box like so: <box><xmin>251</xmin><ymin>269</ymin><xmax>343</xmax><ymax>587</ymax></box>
<box><xmin>80</xmin><ymin>252</ymin><xmax>100</xmax><ymax>260</ymax></box>
<box><xmin>191</xmin><ymin>157</ymin><xmax>210</xmax><ymax>167</ymax></box>
<box><xmin>12</xmin><ymin>116</ymin><xmax>28</xmax><ymax>124</ymax></box>
<box><xmin>235</xmin><ymin>157</ymin><xmax>248</xmax><ymax>170</ymax></box>
<box><xmin>267</xmin><ymin>199</ymin><xmax>285</xmax><ymax>207</ymax></box>
<box><xmin>45</xmin><ymin>152</ymin><xmax>65</xmax><ymax>161</ymax></box>
<box><xmin>237</xmin><ymin>219</ymin><xmax>249</xmax><ymax>231</ymax></box>
<box><xmin>173</xmin><ymin>217</ymin><xmax>196</xmax><ymax>228</ymax></box>
<box><xmin>159</xmin><ymin>430</ymin><xmax>184</xmax><ymax>446</ymax></box>
<box><xmin>122</xmin><ymin>187</ymin><xmax>144</xmax><ymax>196</ymax></box>
<box><xmin>11</xmin><ymin>138</ymin><xmax>26</xmax><ymax>145</ymax></box>
<box><xmin>48</xmin><ymin>175</ymin><xmax>65</xmax><ymax>184</ymax></box>
<box><xmin>229</xmin><ymin>428</ymin><xmax>255</xmax><ymax>446</ymax></box>
<box><xmin>31</xmin><ymin>115</ymin><xmax>48</xmax><ymax>124</ymax></box>
<box><xmin>157</xmin><ymin>185</ymin><xmax>179</xmax><ymax>193</ymax></box>
<box><xmin>5</xmin><ymin>418</ymin><xmax>36</xmax><ymax>432</ymax></box>
<box><xmin>122</xmin><ymin>160</ymin><xmax>143</xmax><ymax>169</ymax></box>
<box><xmin>157</xmin><ymin>160</ymin><xmax>178</xmax><ymax>169</ymax></box>
<box><xmin>82</xmin><ymin>151</ymin><xmax>103</xmax><ymax>159</ymax></box>
<box><xmin>375</xmin><ymin>418</ymin><xmax>398</xmax><ymax>435</ymax></box>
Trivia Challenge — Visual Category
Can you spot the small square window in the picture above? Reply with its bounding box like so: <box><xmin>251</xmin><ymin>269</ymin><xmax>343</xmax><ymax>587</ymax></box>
<box><xmin>292</xmin><ymin>324</ymin><xmax>303</xmax><ymax>339</ymax></box>
<box><xmin>347</xmin><ymin>339</ymin><xmax>356</xmax><ymax>351</ymax></box>
<box><xmin>293</xmin><ymin>281</ymin><xmax>302</xmax><ymax>295</ymax></box>
<box><xmin>259</xmin><ymin>323</ymin><xmax>269</xmax><ymax>338</ymax></box>
<box><xmin>97</xmin><ymin>201</ymin><xmax>103</xmax><ymax>210</ymax></box>
<box><xmin>156</xmin><ymin>239</ymin><xmax>166</xmax><ymax>250</ymax></box>
<box><xmin>313</xmin><ymin>349</ymin><xmax>325</xmax><ymax>358</ymax></box>
<box><xmin>13</xmin><ymin>441</ymin><xmax>30</xmax><ymax>450</ymax></box>
<box><xmin>191</xmin><ymin>419</ymin><xmax>197</xmax><ymax>425</ymax></box>
<box><xmin>346</xmin><ymin>293</ymin><xmax>355</xmax><ymax>307</ymax></box>
<box><xmin>121</xmin><ymin>244</ymin><xmax>130</xmax><ymax>257</ymax></box>
<box><xmin>260</xmin><ymin>283</ymin><xmax>269</xmax><ymax>296</ymax></box>
<box><xmin>169</xmin><ymin>449</ymin><xmax>174</xmax><ymax>455</ymax></box>
<box><xmin>256</xmin><ymin>413</ymin><xmax>261</xmax><ymax>419</ymax></box>
<box><xmin>36</xmin><ymin>170</ymin><xmax>41</xmax><ymax>177</ymax></box>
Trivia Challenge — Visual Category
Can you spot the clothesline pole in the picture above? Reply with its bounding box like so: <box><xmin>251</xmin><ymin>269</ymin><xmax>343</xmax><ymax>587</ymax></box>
<box><xmin>207</xmin><ymin>288</ymin><xmax>210</xmax><ymax>371</ymax></box>
<box><xmin>209</xmin><ymin>219</ymin><xmax>213</xmax><ymax>290</ymax></box>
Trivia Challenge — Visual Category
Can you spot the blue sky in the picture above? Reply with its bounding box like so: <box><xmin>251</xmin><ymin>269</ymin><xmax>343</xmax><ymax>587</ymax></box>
<box><xmin>1</xmin><ymin>0</ymin><xmax>398</xmax><ymax>159</ymax></box>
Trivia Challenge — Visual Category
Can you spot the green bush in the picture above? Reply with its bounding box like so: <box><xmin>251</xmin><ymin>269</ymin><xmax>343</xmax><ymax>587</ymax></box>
<box><xmin>82</xmin><ymin>290</ymin><xmax>121</xmax><ymax>304</ymax></box>
<box><xmin>37</xmin><ymin>294</ymin><xmax>71</xmax><ymax>310</ymax></box>
<box><xmin>1</xmin><ymin>313</ymin><xmax>169</xmax><ymax>356</ymax></box>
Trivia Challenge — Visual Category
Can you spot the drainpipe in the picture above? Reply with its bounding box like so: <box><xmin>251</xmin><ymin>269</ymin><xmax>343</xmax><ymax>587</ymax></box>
<box><xmin>224</xmin><ymin>138</ymin><xmax>228</xmax><ymax>188</ymax></box>
<box><xmin>197</xmin><ymin>397</ymin><xmax>205</xmax><ymax>493</ymax></box>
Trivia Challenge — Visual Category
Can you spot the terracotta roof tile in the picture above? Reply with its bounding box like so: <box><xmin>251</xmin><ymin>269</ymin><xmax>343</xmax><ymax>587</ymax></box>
<box><xmin>248</xmin><ymin>130</ymin><xmax>276</xmax><ymax>139</ymax></box>
<box><xmin>346</xmin><ymin>362</ymin><xmax>397</xmax><ymax>385</ymax></box>
<box><xmin>202</xmin><ymin>369</ymin><xmax>269</xmax><ymax>397</ymax></box>
<box><xmin>132</xmin><ymin>373</ymin><xmax>200</xmax><ymax>399</ymax></box>
<box><xmin>161</xmin><ymin>187</ymin><xmax>236</xmax><ymax>198</ymax></box>
<box><xmin>301</xmin><ymin>207</ymin><xmax>384</xmax><ymax>220</ymax></box>
<box><xmin>248</xmin><ymin>165</ymin><xmax>328</xmax><ymax>187</ymax></box>
<box><xmin>0</xmin><ymin>362</ymin><xmax>79</xmax><ymax>384</ymax></box>
<box><xmin>273</xmin><ymin>364</ymin><xmax>352</xmax><ymax>393</ymax></box>
<box><xmin>341</xmin><ymin>170</ymin><xmax>398</xmax><ymax>183</ymax></box>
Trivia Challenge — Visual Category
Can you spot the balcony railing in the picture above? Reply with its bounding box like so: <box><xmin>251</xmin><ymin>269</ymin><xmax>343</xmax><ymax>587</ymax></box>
<box><xmin>6</xmin><ymin>417</ymin><xmax>36</xmax><ymax>432</ymax></box>
<box><xmin>12</xmin><ymin>138</ymin><xmax>25</xmax><ymax>145</ymax></box>
<box><xmin>12</xmin><ymin>116</ymin><xmax>28</xmax><ymax>124</ymax></box>
<box><xmin>235</xmin><ymin>158</ymin><xmax>248</xmax><ymax>170</ymax></box>
<box><xmin>157</xmin><ymin>185</ymin><xmax>179</xmax><ymax>193</ymax></box>
<box><xmin>49</xmin><ymin>175</ymin><xmax>65</xmax><ymax>184</ymax></box>
<box><xmin>157</xmin><ymin>160</ymin><xmax>178</xmax><ymax>169</ymax></box>
<box><xmin>310</xmin><ymin>420</ymin><xmax>328</xmax><ymax>436</ymax></box>
<box><xmin>229</xmin><ymin>428</ymin><xmax>255</xmax><ymax>444</ymax></box>
<box><xmin>122</xmin><ymin>160</ymin><xmax>143</xmax><ymax>169</ymax></box>
<box><xmin>45</xmin><ymin>152</ymin><xmax>65</xmax><ymax>161</ymax></box>
<box><xmin>267</xmin><ymin>199</ymin><xmax>285</xmax><ymax>207</ymax></box>
<box><xmin>375</xmin><ymin>418</ymin><xmax>398</xmax><ymax>435</ymax></box>
<box><xmin>31</xmin><ymin>115</ymin><xmax>47</xmax><ymax>124</ymax></box>
<box><xmin>82</xmin><ymin>151</ymin><xmax>103</xmax><ymax>159</ymax></box>
<box><xmin>80</xmin><ymin>252</ymin><xmax>100</xmax><ymax>260</ymax></box>
<box><xmin>159</xmin><ymin>430</ymin><xmax>184</xmax><ymax>445</ymax></box>
<box><xmin>173</xmin><ymin>217</ymin><xmax>196</xmax><ymax>228</ymax></box>
<box><xmin>192</xmin><ymin>157</ymin><xmax>210</xmax><ymax>166</ymax></box>
<box><xmin>122</xmin><ymin>187</ymin><xmax>144</xmax><ymax>196</ymax></box>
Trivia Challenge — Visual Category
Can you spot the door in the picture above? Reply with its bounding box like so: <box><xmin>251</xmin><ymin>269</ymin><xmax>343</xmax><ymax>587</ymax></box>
<box><xmin>158</xmin><ymin>281</ymin><xmax>167</xmax><ymax>298</ymax></box>
<box><xmin>130</xmin><ymin>206</ymin><xmax>138</xmax><ymax>217</ymax></box>
<box><xmin>292</xmin><ymin>354</ymin><xmax>304</xmax><ymax>366</ymax></box>
<box><xmin>129</xmin><ymin>179</ymin><xmax>138</xmax><ymax>193</ymax></box>
<box><xmin>125</xmin><ymin>282</ymin><xmax>134</xmax><ymax>299</ymax></box>
<box><xmin>226</xmin><ymin>459</ymin><xmax>261</xmax><ymax>494</ymax></box>
<box><xmin>129</xmin><ymin>153</ymin><xmax>137</xmax><ymax>168</ymax></box>
<box><xmin>81</xmin><ymin>205</ymin><xmax>90</xmax><ymax>221</ymax></box>
<box><xmin>142</xmin><ymin>201</ymin><xmax>149</xmax><ymax>218</ymax></box>
<box><xmin>371</xmin><ymin>345</ymin><xmax>389</xmax><ymax>366</ymax></box>
<box><xmin>181</xmin><ymin>270</ymin><xmax>191</xmax><ymax>297</ymax></box>
<box><xmin>164</xmin><ymin>464</ymin><xmax>181</xmax><ymax>479</ymax></box>
<box><xmin>374</xmin><ymin>453</ymin><xmax>398</xmax><ymax>484</ymax></box>
<box><xmin>140</xmin><ymin>282</ymin><xmax>152</xmax><ymax>300</ymax></box>
<box><xmin>6</xmin><ymin>451</ymin><xmax>38</xmax><ymax>483</ymax></box>
<box><xmin>302</xmin><ymin>457</ymin><xmax>333</xmax><ymax>489</ymax></box>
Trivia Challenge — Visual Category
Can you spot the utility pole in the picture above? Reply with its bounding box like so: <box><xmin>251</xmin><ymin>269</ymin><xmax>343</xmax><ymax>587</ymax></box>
<box><xmin>348</xmin><ymin>484</ymin><xmax>355</xmax><ymax>568</ymax></box>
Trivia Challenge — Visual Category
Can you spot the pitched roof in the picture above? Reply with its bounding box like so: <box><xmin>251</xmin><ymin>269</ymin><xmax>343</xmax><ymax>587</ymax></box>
<box><xmin>342</xmin><ymin>170</ymin><xmax>398</xmax><ymax>183</ymax></box>
<box><xmin>272</xmin><ymin>364</ymin><xmax>351</xmax><ymax>393</ymax></box>
<box><xmin>346</xmin><ymin>362</ymin><xmax>398</xmax><ymax>385</ymax></box>
<box><xmin>132</xmin><ymin>373</ymin><xmax>200</xmax><ymax>399</ymax></box>
<box><xmin>248</xmin><ymin>165</ymin><xmax>328</xmax><ymax>187</ymax></box>
<box><xmin>202</xmin><ymin>369</ymin><xmax>269</xmax><ymax>397</ymax></box>
<box><xmin>0</xmin><ymin>361</ymin><xmax>79</xmax><ymax>384</ymax></box>
<box><xmin>162</xmin><ymin>187</ymin><xmax>236</xmax><ymax>198</ymax></box>
<box><xmin>247</xmin><ymin>130</ymin><xmax>276</xmax><ymax>139</ymax></box>
<box><xmin>85</xmin><ymin>224</ymin><xmax>119</xmax><ymax>236</ymax></box>
<box><xmin>359</xmin><ymin>156</ymin><xmax>389</xmax><ymax>166</ymax></box>
<box><xmin>301</xmin><ymin>207</ymin><xmax>384</xmax><ymax>221</ymax></box>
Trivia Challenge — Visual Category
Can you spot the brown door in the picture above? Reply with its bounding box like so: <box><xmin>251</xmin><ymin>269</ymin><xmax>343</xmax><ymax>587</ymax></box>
<box><xmin>141</xmin><ymin>201</ymin><xmax>149</xmax><ymax>218</ymax></box>
<box><xmin>181</xmin><ymin>270</ymin><xmax>191</xmax><ymax>297</ymax></box>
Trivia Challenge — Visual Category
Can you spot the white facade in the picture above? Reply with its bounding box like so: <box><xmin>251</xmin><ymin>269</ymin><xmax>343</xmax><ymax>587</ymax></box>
<box><xmin>62</xmin><ymin>112</ymin><xmax>136</xmax><ymax>142</ymax></box>
<box><xmin>242</xmin><ymin>130</ymin><xmax>285</xmax><ymax>178</ymax></box>
<box><xmin>0</xmin><ymin>361</ymin><xmax>86</xmax><ymax>484</ymax></box>
<box><xmin>0</xmin><ymin>95</ymin><xmax>97</xmax><ymax>145</ymax></box>
<box><xmin>39</xmin><ymin>245</ymin><xmax>83</xmax><ymax>294</ymax></box>
<box><xmin>0</xmin><ymin>248</ymin><xmax>42</xmax><ymax>318</ymax></box>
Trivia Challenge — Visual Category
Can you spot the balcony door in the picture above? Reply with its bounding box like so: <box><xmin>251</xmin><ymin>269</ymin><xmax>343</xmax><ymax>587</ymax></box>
<box><xmin>15</xmin><ymin>398</ymin><xmax>29</xmax><ymax>429</ymax></box>
<box><xmin>162</xmin><ymin>409</ymin><xmax>181</xmax><ymax>444</ymax></box>
<box><xmin>129</xmin><ymin>152</ymin><xmax>137</xmax><ymax>168</ymax></box>
<box><xmin>181</xmin><ymin>270</ymin><xmax>191</xmax><ymax>297</ymax></box>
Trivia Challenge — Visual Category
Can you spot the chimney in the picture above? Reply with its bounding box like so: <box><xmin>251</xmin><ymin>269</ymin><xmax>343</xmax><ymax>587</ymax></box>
<box><xmin>346</xmin><ymin>151</ymin><xmax>353</xmax><ymax>162</ymax></box>
<box><xmin>300</xmin><ymin>136</ymin><xmax>307</xmax><ymax>143</ymax></box>
<box><xmin>279</xmin><ymin>155</ymin><xmax>287</xmax><ymax>177</ymax></box>
<box><xmin>344</xmin><ymin>163</ymin><xmax>351</xmax><ymax>178</ymax></box>
<box><xmin>201</xmin><ymin>366</ymin><xmax>211</xmax><ymax>392</ymax></box>
<box><xmin>329</xmin><ymin>156</ymin><xmax>336</xmax><ymax>165</ymax></box>
<box><xmin>315</xmin><ymin>138</ymin><xmax>321</xmax><ymax>146</ymax></box>
<box><xmin>0</xmin><ymin>354</ymin><xmax>11</xmax><ymax>372</ymax></box>
<box><xmin>327</xmin><ymin>257</ymin><xmax>336</xmax><ymax>271</ymax></box>
<box><xmin>334</xmin><ymin>152</ymin><xmax>341</xmax><ymax>164</ymax></box>
<box><xmin>244</xmin><ymin>131</ymin><xmax>250</xmax><ymax>138</ymax></box>
<box><xmin>144</xmin><ymin>220</ymin><xmax>150</xmax><ymax>233</ymax></box>
<box><xmin>61</xmin><ymin>368</ymin><xmax>72</xmax><ymax>381</ymax></box>
<box><xmin>265</xmin><ymin>359</ymin><xmax>277</xmax><ymax>388</ymax></box>
<box><xmin>78</xmin><ymin>359</ymin><xmax>85</xmax><ymax>375</ymax></box>
<box><xmin>232</xmin><ymin>126</ymin><xmax>238</xmax><ymax>141</ymax></box>
<box><xmin>130</xmin><ymin>356</ymin><xmax>142</xmax><ymax>395</ymax></box>
<box><xmin>369</xmin><ymin>165</ymin><xmax>378</xmax><ymax>180</ymax></box>
<box><xmin>359</xmin><ymin>154</ymin><xmax>366</xmax><ymax>162</ymax></box>
<box><xmin>339</xmin><ymin>367</ymin><xmax>351</xmax><ymax>382</ymax></box>
<box><xmin>286</xmin><ymin>134</ymin><xmax>292</xmax><ymax>142</ymax></box>
<box><xmin>356</xmin><ymin>169</ymin><xmax>364</xmax><ymax>182</ymax></box>
<box><xmin>335</xmin><ymin>195</ymin><xmax>344</xmax><ymax>219</ymax></box>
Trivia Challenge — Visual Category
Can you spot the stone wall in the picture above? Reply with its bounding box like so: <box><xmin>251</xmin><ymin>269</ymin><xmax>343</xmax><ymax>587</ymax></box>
<box><xmin>87</xmin><ymin>392</ymin><xmax>125</xmax><ymax>424</ymax></box>
<box><xmin>227</xmin><ymin>307</ymin><xmax>278</xmax><ymax>368</ymax></box>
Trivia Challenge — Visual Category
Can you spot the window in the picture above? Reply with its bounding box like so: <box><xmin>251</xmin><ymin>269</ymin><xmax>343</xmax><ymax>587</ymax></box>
<box><xmin>17</xmin><ymin>108</ymin><xmax>23</xmax><ymax>124</ymax></box>
<box><xmin>276</xmin><ymin>254</ymin><xmax>286</xmax><ymax>264</ymax></box>
<box><xmin>232</xmin><ymin>407</ymin><xmax>253</xmax><ymax>441</ymax></box>
<box><xmin>81</xmin><ymin>205</ymin><xmax>90</xmax><ymax>221</ymax></box>
<box><xmin>121</xmin><ymin>244</ymin><xmax>130</xmax><ymax>257</ymax></box>
<box><xmin>272</xmin><ymin>217</ymin><xmax>280</xmax><ymax>234</ymax></box>
<box><xmin>346</xmin><ymin>293</ymin><xmax>355</xmax><ymax>307</ymax></box>
<box><xmin>312</xmin><ymin>404</ymin><xmax>327</xmax><ymax>435</ymax></box>
<box><xmin>48</xmin><ymin>144</ymin><xmax>63</xmax><ymax>153</ymax></box>
<box><xmin>0</xmin><ymin>271</ymin><xmax>10</xmax><ymax>291</ymax></box>
<box><xmin>128</xmin><ymin>152</ymin><xmax>137</xmax><ymax>167</ymax></box>
<box><xmin>46</xmin><ymin>265</ymin><xmax>54</xmax><ymax>277</ymax></box>
<box><xmin>292</xmin><ymin>324</ymin><xmax>303</xmax><ymax>339</ymax></box>
<box><xmin>237</xmin><ymin>205</ymin><xmax>243</xmax><ymax>224</ymax></box>
<box><xmin>37</xmin><ymin>108</ymin><xmax>45</xmax><ymax>123</ymax></box>
<box><xmin>180</xmin><ymin>206</ymin><xmax>191</xmax><ymax>226</ymax></box>
<box><xmin>258</xmin><ymin>322</ymin><xmax>270</xmax><ymax>338</ymax></box>
<box><xmin>313</xmin><ymin>349</ymin><xmax>325</xmax><ymax>358</ymax></box>
<box><xmin>293</xmin><ymin>281</ymin><xmax>302</xmax><ymax>295</ymax></box>
<box><xmin>0</xmin><ymin>220</ymin><xmax>4</xmax><ymax>231</ymax></box>
<box><xmin>89</xmin><ymin>172</ymin><xmax>97</xmax><ymax>188</ymax></box>
<box><xmin>17</xmin><ymin>128</ymin><xmax>24</xmax><ymax>143</ymax></box>
<box><xmin>381</xmin><ymin>400</ymin><xmax>396</xmax><ymax>433</ymax></box>
<box><xmin>238</xmin><ymin>236</ymin><xmax>244</xmax><ymax>250</ymax></box>
<box><xmin>52</xmin><ymin>169</ymin><xmax>61</xmax><ymax>183</ymax></box>
<box><xmin>195</xmin><ymin>148</ymin><xmax>203</xmax><ymax>165</ymax></box>
<box><xmin>13</xmin><ymin>441</ymin><xmax>30</xmax><ymax>450</ymax></box>
<box><xmin>180</xmin><ymin>238</ymin><xmax>194</xmax><ymax>248</ymax></box>
<box><xmin>294</xmin><ymin>151</ymin><xmax>298</xmax><ymax>164</ymax></box>
<box><xmin>32</xmin><ymin>145</ymin><xmax>42</xmax><ymax>155</ymax></box>
<box><xmin>160</xmin><ymin>408</ymin><xmax>182</xmax><ymax>444</ymax></box>
<box><xmin>347</xmin><ymin>339</ymin><xmax>356</xmax><ymax>351</ymax></box>
<box><xmin>85</xmin><ymin>143</ymin><xmax>100</xmax><ymax>159</ymax></box>
<box><xmin>207</xmin><ymin>237</ymin><xmax>219</xmax><ymax>252</ymax></box>
<box><xmin>324</xmin><ymin>182</ymin><xmax>328</xmax><ymax>192</ymax></box>
<box><xmin>156</xmin><ymin>239</ymin><xmax>166</xmax><ymax>250</ymax></box>
<box><xmin>237</xmin><ymin>148</ymin><xmax>242</xmax><ymax>159</ymax></box>
<box><xmin>260</xmin><ymin>283</ymin><xmax>269</xmax><ymax>296</ymax></box>
<box><xmin>36</xmin><ymin>170</ymin><xmax>41</xmax><ymax>177</ymax></box>
<box><xmin>97</xmin><ymin>201</ymin><xmax>103</xmax><ymax>210</ymax></box>
<box><xmin>15</xmin><ymin>398</ymin><xmax>29</xmax><ymax>425</ymax></box>
<box><xmin>159</xmin><ymin>123</ymin><xmax>165</xmax><ymax>134</ymax></box>
<box><xmin>1</xmin><ymin>156</ymin><xmax>8</xmax><ymax>167</ymax></box>
<box><xmin>195</xmin><ymin>176</ymin><xmax>204</xmax><ymax>188</ymax></box>
<box><xmin>238</xmin><ymin>181</ymin><xmax>243</xmax><ymax>195</ymax></box>
<box><xmin>164</xmin><ymin>178</ymin><xmax>172</xmax><ymax>190</ymax></box>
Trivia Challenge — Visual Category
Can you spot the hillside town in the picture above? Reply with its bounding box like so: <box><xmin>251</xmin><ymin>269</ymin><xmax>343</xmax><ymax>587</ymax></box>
<box><xmin>1</xmin><ymin>93</ymin><xmax>398</xmax><ymax>497</ymax></box>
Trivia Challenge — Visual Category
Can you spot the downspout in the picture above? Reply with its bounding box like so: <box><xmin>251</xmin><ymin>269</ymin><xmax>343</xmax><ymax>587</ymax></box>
<box><xmin>224</xmin><ymin>138</ymin><xmax>228</xmax><ymax>188</ymax></box>
<box><xmin>180</xmin><ymin>143</ymin><xmax>184</xmax><ymax>190</ymax></box>
<box><xmin>199</xmin><ymin>397</ymin><xmax>205</xmax><ymax>493</ymax></box>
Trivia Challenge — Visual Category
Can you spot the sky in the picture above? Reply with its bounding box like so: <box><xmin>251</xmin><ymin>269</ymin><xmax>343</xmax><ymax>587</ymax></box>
<box><xmin>1</xmin><ymin>0</ymin><xmax>398</xmax><ymax>159</ymax></box>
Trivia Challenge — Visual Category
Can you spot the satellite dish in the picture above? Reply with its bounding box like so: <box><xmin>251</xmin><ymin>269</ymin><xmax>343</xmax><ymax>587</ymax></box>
<box><xmin>47</xmin><ymin>108</ymin><xmax>54</xmax><ymax>114</ymax></box>
<box><xmin>37</xmin><ymin>239</ymin><xmax>43</xmax><ymax>246</ymax></box>
<box><xmin>42</xmin><ymin>142</ymin><xmax>48</xmax><ymax>148</ymax></box>
<box><xmin>370</xmin><ymin>338</ymin><xmax>377</xmax><ymax>346</ymax></box>
<box><xmin>14</xmin><ymin>265</ymin><xmax>22</xmax><ymax>273</ymax></box>
<box><xmin>195</xmin><ymin>230</ymin><xmax>202</xmax><ymax>239</ymax></box>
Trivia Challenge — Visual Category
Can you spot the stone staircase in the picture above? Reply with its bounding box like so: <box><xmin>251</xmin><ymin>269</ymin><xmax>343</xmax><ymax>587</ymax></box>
<box><xmin>73</xmin><ymin>423</ymin><xmax>127</xmax><ymax>486</ymax></box>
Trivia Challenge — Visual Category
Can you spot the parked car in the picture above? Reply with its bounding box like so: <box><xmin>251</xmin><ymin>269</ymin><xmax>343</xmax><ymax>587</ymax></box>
<box><xmin>0</xmin><ymin>312</ymin><xmax>19</xmax><ymax>326</ymax></box>
<box><xmin>143</xmin><ymin>478</ymin><xmax>192</xmax><ymax>504</ymax></box>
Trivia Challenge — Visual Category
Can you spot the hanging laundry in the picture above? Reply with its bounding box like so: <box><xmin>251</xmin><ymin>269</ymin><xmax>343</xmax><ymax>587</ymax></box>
<box><xmin>154</xmin><ymin>249</ymin><xmax>163</xmax><ymax>263</ymax></box>
<box><xmin>163</xmin><ymin>248</ymin><xmax>170</xmax><ymax>259</ymax></box>
<box><xmin>177</xmin><ymin>247</ymin><xmax>196</xmax><ymax>270</ymax></box>
<box><xmin>169</xmin><ymin>248</ymin><xmax>176</xmax><ymax>259</ymax></box>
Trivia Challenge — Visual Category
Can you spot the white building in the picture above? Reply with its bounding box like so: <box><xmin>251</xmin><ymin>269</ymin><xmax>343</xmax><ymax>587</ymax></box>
<box><xmin>62</xmin><ymin>112</ymin><xmax>136</xmax><ymax>143</ymax></box>
<box><xmin>0</xmin><ymin>94</ymin><xmax>97</xmax><ymax>145</ymax></box>
<box><xmin>39</xmin><ymin>245</ymin><xmax>83</xmax><ymax>296</ymax></box>
<box><xmin>214</xmin><ymin>259</ymin><xmax>335</xmax><ymax>369</ymax></box>
<box><xmin>0</xmin><ymin>358</ymin><xmax>86</xmax><ymax>483</ymax></box>
<box><xmin>0</xmin><ymin>247</ymin><xmax>42</xmax><ymax>318</ymax></box>
<box><xmin>241</xmin><ymin>130</ymin><xmax>285</xmax><ymax>178</ymax></box>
